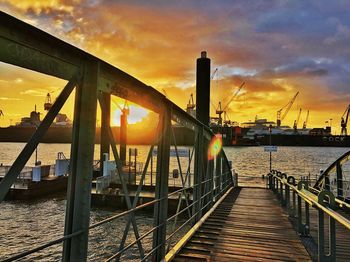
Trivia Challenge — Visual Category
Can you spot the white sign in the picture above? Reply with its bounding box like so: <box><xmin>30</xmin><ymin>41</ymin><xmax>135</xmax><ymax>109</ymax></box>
<box><xmin>264</xmin><ymin>146</ymin><xmax>278</xmax><ymax>152</ymax></box>
<box><xmin>152</xmin><ymin>148</ymin><xmax>189</xmax><ymax>158</ymax></box>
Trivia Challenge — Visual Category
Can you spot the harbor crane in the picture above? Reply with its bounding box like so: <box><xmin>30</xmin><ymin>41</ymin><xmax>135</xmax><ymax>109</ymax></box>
<box><xmin>186</xmin><ymin>93</ymin><xmax>196</xmax><ymax>117</ymax></box>
<box><xmin>341</xmin><ymin>104</ymin><xmax>350</xmax><ymax>136</ymax></box>
<box><xmin>276</xmin><ymin>91</ymin><xmax>299</xmax><ymax>126</ymax></box>
<box><xmin>211</xmin><ymin>68</ymin><xmax>218</xmax><ymax>80</ymax></box>
<box><xmin>44</xmin><ymin>93</ymin><xmax>53</xmax><ymax>111</ymax></box>
<box><xmin>216</xmin><ymin>82</ymin><xmax>244</xmax><ymax>126</ymax></box>
<box><xmin>112</xmin><ymin>99</ymin><xmax>129</xmax><ymax>117</ymax></box>
<box><xmin>302</xmin><ymin>110</ymin><xmax>309</xmax><ymax>129</ymax></box>
<box><xmin>293</xmin><ymin>108</ymin><xmax>302</xmax><ymax>131</ymax></box>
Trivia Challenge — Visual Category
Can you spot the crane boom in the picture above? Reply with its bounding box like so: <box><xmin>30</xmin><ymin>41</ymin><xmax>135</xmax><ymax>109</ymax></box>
<box><xmin>303</xmin><ymin>110</ymin><xmax>309</xmax><ymax>129</ymax></box>
<box><xmin>222</xmin><ymin>82</ymin><xmax>245</xmax><ymax>112</ymax></box>
<box><xmin>211</xmin><ymin>68</ymin><xmax>218</xmax><ymax>80</ymax></box>
<box><xmin>341</xmin><ymin>104</ymin><xmax>350</xmax><ymax>136</ymax></box>
<box><xmin>277</xmin><ymin>91</ymin><xmax>299</xmax><ymax>126</ymax></box>
<box><xmin>112</xmin><ymin>99</ymin><xmax>129</xmax><ymax>115</ymax></box>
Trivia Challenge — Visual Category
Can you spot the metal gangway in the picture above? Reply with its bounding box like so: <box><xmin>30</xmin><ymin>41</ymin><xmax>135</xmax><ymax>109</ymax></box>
<box><xmin>1</xmin><ymin>11</ymin><xmax>350</xmax><ymax>262</ymax></box>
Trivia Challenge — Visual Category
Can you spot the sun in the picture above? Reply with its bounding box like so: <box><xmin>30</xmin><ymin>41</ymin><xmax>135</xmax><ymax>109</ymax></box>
<box><xmin>111</xmin><ymin>104</ymin><xmax>149</xmax><ymax>126</ymax></box>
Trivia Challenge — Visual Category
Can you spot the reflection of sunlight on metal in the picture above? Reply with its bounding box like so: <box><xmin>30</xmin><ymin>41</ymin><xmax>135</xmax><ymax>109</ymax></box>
<box><xmin>208</xmin><ymin>135</ymin><xmax>222</xmax><ymax>160</ymax></box>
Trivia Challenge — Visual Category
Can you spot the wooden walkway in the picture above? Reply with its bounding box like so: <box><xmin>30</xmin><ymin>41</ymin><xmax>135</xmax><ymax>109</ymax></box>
<box><xmin>174</xmin><ymin>187</ymin><xmax>311</xmax><ymax>261</ymax></box>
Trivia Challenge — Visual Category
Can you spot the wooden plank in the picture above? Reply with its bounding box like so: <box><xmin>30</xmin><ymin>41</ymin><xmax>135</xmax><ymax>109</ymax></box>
<box><xmin>174</xmin><ymin>188</ymin><xmax>312</xmax><ymax>261</ymax></box>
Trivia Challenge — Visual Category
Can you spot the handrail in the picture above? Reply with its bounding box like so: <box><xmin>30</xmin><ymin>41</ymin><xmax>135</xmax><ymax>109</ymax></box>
<box><xmin>268</xmin><ymin>170</ymin><xmax>350</xmax><ymax>261</ymax></box>
<box><xmin>276</xmin><ymin>176</ymin><xmax>350</xmax><ymax>229</ymax></box>
<box><xmin>2</xmin><ymin>169</ymin><xmax>233</xmax><ymax>261</ymax></box>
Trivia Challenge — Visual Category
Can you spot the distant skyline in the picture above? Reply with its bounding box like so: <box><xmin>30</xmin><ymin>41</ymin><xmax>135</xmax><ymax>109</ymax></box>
<box><xmin>0</xmin><ymin>1</ymin><xmax>349</xmax><ymax>133</ymax></box>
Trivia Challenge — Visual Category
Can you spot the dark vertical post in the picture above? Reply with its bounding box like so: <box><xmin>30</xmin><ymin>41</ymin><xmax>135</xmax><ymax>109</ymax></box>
<box><xmin>63</xmin><ymin>62</ymin><xmax>98</xmax><ymax>261</ymax></box>
<box><xmin>196</xmin><ymin>51</ymin><xmax>211</xmax><ymax>126</ymax></box>
<box><xmin>208</xmin><ymin>158</ymin><xmax>214</xmax><ymax>208</ymax></box>
<box><xmin>120</xmin><ymin>112</ymin><xmax>127</xmax><ymax>163</ymax></box>
<box><xmin>152</xmin><ymin>108</ymin><xmax>171</xmax><ymax>261</ymax></box>
<box><xmin>297</xmin><ymin>196</ymin><xmax>303</xmax><ymax>234</ymax></box>
<box><xmin>215</xmin><ymin>153</ymin><xmax>222</xmax><ymax>198</ymax></box>
<box><xmin>193</xmin><ymin>127</ymin><xmax>204</xmax><ymax>224</ymax></box>
<box><xmin>100</xmin><ymin>92</ymin><xmax>110</xmax><ymax>175</ymax></box>
<box><xmin>150</xmin><ymin>155</ymin><xmax>153</xmax><ymax>186</ymax></box>
<box><xmin>305</xmin><ymin>203</ymin><xmax>310</xmax><ymax>235</ymax></box>
<box><xmin>318</xmin><ymin>210</ymin><xmax>325</xmax><ymax>261</ymax></box>
<box><xmin>336</xmin><ymin>161</ymin><xmax>343</xmax><ymax>199</ymax></box>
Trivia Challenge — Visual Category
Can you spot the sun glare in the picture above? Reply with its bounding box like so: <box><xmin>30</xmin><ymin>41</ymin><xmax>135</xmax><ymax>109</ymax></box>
<box><xmin>208</xmin><ymin>135</ymin><xmax>223</xmax><ymax>160</ymax></box>
<box><xmin>111</xmin><ymin>104</ymin><xmax>149</xmax><ymax>126</ymax></box>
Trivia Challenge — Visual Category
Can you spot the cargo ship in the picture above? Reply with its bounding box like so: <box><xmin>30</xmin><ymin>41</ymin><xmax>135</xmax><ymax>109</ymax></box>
<box><xmin>180</xmin><ymin>94</ymin><xmax>350</xmax><ymax>147</ymax></box>
<box><xmin>241</xmin><ymin>118</ymin><xmax>350</xmax><ymax>147</ymax></box>
<box><xmin>0</xmin><ymin>106</ymin><xmax>74</xmax><ymax>143</ymax></box>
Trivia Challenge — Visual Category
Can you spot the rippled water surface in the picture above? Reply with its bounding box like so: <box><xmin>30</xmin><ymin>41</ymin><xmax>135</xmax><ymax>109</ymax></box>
<box><xmin>0</xmin><ymin>143</ymin><xmax>349</xmax><ymax>261</ymax></box>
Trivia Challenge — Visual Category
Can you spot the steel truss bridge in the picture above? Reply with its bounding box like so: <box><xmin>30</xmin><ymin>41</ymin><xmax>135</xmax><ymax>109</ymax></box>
<box><xmin>1</xmin><ymin>11</ymin><xmax>350</xmax><ymax>262</ymax></box>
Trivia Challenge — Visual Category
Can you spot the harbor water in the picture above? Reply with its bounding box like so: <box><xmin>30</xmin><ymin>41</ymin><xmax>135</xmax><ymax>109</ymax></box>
<box><xmin>0</xmin><ymin>143</ymin><xmax>349</xmax><ymax>261</ymax></box>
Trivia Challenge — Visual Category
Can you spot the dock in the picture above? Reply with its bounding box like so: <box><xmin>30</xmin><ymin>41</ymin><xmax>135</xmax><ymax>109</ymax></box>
<box><xmin>1</xmin><ymin>11</ymin><xmax>350</xmax><ymax>262</ymax></box>
<box><xmin>173</xmin><ymin>187</ymin><xmax>311</xmax><ymax>261</ymax></box>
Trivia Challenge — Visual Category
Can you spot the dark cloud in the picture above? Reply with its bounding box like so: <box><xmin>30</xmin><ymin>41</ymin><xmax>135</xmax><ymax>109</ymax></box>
<box><xmin>0</xmin><ymin>0</ymin><xmax>349</xmax><ymax>128</ymax></box>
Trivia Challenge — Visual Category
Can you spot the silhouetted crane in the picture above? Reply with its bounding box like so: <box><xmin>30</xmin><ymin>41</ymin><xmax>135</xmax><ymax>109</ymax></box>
<box><xmin>186</xmin><ymin>93</ymin><xmax>196</xmax><ymax>117</ymax></box>
<box><xmin>302</xmin><ymin>110</ymin><xmax>309</xmax><ymax>129</ymax></box>
<box><xmin>293</xmin><ymin>108</ymin><xmax>302</xmax><ymax>131</ymax></box>
<box><xmin>215</xmin><ymin>82</ymin><xmax>244</xmax><ymax>126</ymax></box>
<box><xmin>44</xmin><ymin>93</ymin><xmax>53</xmax><ymax>111</ymax></box>
<box><xmin>341</xmin><ymin>104</ymin><xmax>350</xmax><ymax>136</ymax></box>
<box><xmin>276</xmin><ymin>92</ymin><xmax>299</xmax><ymax>126</ymax></box>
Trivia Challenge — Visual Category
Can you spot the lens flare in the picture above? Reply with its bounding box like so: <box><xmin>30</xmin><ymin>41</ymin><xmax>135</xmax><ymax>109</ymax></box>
<box><xmin>208</xmin><ymin>135</ymin><xmax>223</xmax><ymax>160</ymax></box>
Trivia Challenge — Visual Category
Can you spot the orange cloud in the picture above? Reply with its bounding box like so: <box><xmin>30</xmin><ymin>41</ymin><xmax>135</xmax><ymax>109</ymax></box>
<box><xmin>0</xmin><ymin>1</ymin><xmax>348</xmax><ymax>135</ymax></box>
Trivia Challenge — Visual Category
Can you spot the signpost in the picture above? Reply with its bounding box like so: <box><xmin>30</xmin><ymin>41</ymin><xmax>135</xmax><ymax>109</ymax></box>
<box><xmin>264</xmin><ymin>146</ymin><xmax>278</xmax><ymax>152</ymax></box>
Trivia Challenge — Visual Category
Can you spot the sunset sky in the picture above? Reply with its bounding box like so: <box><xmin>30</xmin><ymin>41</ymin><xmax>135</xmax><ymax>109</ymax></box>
<box><xmin>0</xmin><ymin>1</ymin><xmax>349</xmax><ymax>133</ymax></box>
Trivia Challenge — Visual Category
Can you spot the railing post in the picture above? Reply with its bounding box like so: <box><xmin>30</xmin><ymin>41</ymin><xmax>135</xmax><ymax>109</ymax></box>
<box><xmin>305</xmin><ymin>202</ymin><xmax>310</xmax><ymax>235</ymax></box>
<box><xmin>152</xmin><ymin>108</ymin><xmax>171</xmax><ymax>261</ymax></box>
<box><xmin>318</xmin><ymin>190</ymin><xmax>337</xmax><ymax>262</ymax></box>
<box><xmin>193</xmin><ymin>127</ymin><xmax>204</xmax><ymax>224</ymax></box>
<box><xmin>336</xmin><ymin>161</ymin><xmax>343</xmax><ymax>199</ymax></box>
<box><xmin>292</xmin><ymin>190</ymin><xmax>297</xmax><ymax>217</ymax></box>
<box><xmin>297</xmin><ymin>181</ymin><xmax>310</xmax><ymax>236</ymax></box>
<box><xmin>63</xmin><ymin>62</ymin><xmax>98</xmax><ymax>261</ymax></box>
<box><xmin>208</xmin><ymin>158</ymin><xmax>214</xmax><ymax>208</ymax></box>
<box><xmin>285</xmin><ymin>184</ymin><xmax>290</xmax><ymax>209</ymax></box>
<box><xmin>297</xmin><ymin>195</ymin><xmax>303</xmax><ymax>234</ymax></box>
<box><xmin>215</xmin><ymin>153</ymin><xmax>222</xmax><ymax>199</ymax></box>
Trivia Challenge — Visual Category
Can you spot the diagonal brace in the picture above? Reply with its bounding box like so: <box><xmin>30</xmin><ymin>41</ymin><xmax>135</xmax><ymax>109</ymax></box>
<box><xmin>0</xmin><ymin>78</ymin><xmax>77</xmax><ymax>202</ymax></box>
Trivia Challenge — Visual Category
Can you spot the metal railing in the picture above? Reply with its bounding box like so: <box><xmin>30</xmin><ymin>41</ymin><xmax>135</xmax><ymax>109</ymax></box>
<box><xmin>314</xmin><ymin>150</ymin><xmax>350</xmax><ymax>203</ymax></box>
<box><xmin>0</xmin><ymin>11</ymin><xmax>235</xmax><ymax>262</ymax></box>
<box><xmin>2</xmin><ymin>168</ymin><xmax>233</xmax><ymax>261</ymax></box>
<box><xmin>268</xmin><ymin>170</ymin><xmax>350</xmax><ymax>262</ymax></box>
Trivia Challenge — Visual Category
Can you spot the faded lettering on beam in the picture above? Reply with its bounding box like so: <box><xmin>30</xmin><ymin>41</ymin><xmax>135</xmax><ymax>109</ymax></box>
<box><xmin>0</xmin><ymin>37</ymin><xmax>78</xmax><ymax>79</ymax></box>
